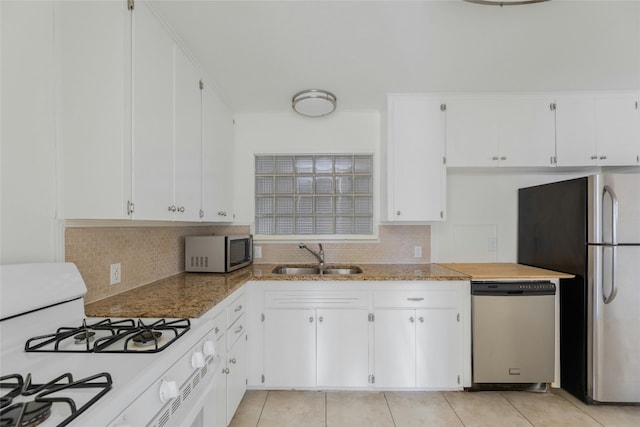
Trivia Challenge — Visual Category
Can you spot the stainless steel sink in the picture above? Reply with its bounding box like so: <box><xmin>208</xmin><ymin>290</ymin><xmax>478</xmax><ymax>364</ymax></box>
<box><xmin>271</xmin><ymin>265</ymin><xmax>363</xmax><ymax>275</ymax></box>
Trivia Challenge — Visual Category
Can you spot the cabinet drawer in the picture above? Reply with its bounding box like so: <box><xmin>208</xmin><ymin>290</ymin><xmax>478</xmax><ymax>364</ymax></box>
<box><xmin>211</xmin><ymin>311</ymin><xmax>226</xmax><ymax>342</ymax></box>
<box><xmin>227</xmin><ymin>293</ymin><xmax>245</xmax><ymax>327</ymax></box>
<box><xmin>374</xmin><ymin>290</ymin><xmax>458</xmax><ymax>308</ymax></box>
<box><xmin>265</xmin><ymin>290</ymin><xmax>369</xmax><ymax>309</ymax></box>
<box><xmin>227</xmin><ymin>314</ymin><xmax>245</xmax><ymax>351</ymax></box>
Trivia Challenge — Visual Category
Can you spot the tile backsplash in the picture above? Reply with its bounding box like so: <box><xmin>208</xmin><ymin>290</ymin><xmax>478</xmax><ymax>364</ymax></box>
<box><xmin>65</xmin><ymin>225</ymin><xmax>248</xmax><ymax>303</ymax></box>
<box><xmin>66</xmin><ymin>224</ymin><xmax>430</xmax><ymax>304</ymax></box>
<box><xmin>254</xmin><ymin>225</ymin><xmax>430</xmax><ymax>265</ymax></box>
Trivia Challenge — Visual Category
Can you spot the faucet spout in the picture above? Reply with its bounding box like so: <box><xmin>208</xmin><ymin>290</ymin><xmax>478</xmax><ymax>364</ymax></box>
<box><xmin>299</xmin><ymin>242</ymin><xmax>324</xmax><ymax>267</ymax></box>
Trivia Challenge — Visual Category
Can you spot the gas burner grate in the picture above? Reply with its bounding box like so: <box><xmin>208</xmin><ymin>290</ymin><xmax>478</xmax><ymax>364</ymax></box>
<box><xmin>0</xmin><ymin>372</ymin><xmax>112</xmax><ymax>427</ymax></box>
<box><xmin>24</xmin><ymin>318</ymin><xmax>190</xmax><ymax>354</ymax></box>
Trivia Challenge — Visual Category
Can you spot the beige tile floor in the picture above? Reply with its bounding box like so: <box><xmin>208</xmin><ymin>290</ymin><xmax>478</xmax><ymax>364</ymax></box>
<box><xmin>229</xmin><ymin>389</ymin><xmax>640</xmax><ymax>427</ymax></box>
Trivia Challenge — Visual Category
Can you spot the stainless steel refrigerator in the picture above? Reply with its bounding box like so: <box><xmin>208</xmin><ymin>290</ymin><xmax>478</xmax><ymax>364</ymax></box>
<box><xmin>518</xmin><ymin>173</ymin><xmax>640</xmax><ymax>404</ymax></box>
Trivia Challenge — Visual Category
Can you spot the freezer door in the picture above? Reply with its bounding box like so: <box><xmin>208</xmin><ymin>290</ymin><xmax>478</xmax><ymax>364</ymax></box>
<box><xmin>588</xmin><ymin>244</ymin><xmax>640</xmax><ymax>403</ymax></box>
<box><xmin>589</xmin><ymin>174</ymin><xmax>640</xmax><ymax>244</ymax></box>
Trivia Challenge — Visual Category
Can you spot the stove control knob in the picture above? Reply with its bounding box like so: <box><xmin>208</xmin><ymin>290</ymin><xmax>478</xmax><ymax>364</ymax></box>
<box><xmin>191</xmin><ymin>351</ymin><xmax>206</xmax><ymax>369</ymax></box>
<box><xmin>203</xmin><ymin>341</ymin><xmax>216</xmax><ymax>357</ymax></box>
<box><xmin>159</xmin><ymin>379</ymin><xmax>179</xmax><ymax>403</ymax></box>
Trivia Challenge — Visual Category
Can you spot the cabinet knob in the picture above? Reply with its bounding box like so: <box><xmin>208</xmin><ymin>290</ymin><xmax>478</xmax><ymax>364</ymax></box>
<box><xmin>591</xmin><ymin>155</ymin><xmax>598</xmax><ymax>160</ymax></box>
<box><xmin>500</xmin><ymin>156</ymin><xmax>507</xmax><ymax>161</ymax></box>
<box><xmin>178</xmin><ymin>206</ymin><xmax>185</xmax><ymax>213</ymax></box>
<box><xmin>409</xmin><ymin>316</ymin><xmax>415</xmax><ymax>323</ymax></box>
<box><xmin>223</xmin><ymin>368</ymin><xmax>230</xmax><ymax>374</ymax></box>
<box><xmin>599</xmin><ymin>155</ymin><xmax>607</xmax><ymax>160</ymax></box>
<box><xmin>419</xmin><ymin>317</ymin><xmax>424</xmax><ymax>323</ymax></box>
<box><xmin>229</xmin><ymin>357</ymin><xmax>237</xmax><ymax>364</ymax></box>
<box><xmin>168</xmin><ymin>205</ymin><xmax>177</xmax><ymax>212</ymax></box>
<box><xmin>318</xmin><ymin>316</ymin><xmax>323</xmax><ymax>323</ymax></box>
<box><xmin>396</xmin><ymin>211</ymin><xmax>401</xmax><ymax>216</ymax></box>
<box><xmin>492</xmin><ymin>156</ymin><xmax>499</xmax><ymax>161</ymax></box>
<box><xmin>309</xmin><ymin>317</ymin><xmax>314</xmax><ymax>323</ymax></box>
<box><xmin>218</xmin><ymin>211</ymin><xmax>227</xmax><ymax>217</ymax></box>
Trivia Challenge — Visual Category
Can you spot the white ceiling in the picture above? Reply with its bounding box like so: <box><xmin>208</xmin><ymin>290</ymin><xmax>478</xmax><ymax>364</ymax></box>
<box><xmin>151</xmin><ymin>0</ymin><xmax>640</xmax><ymax>114</ymax></box>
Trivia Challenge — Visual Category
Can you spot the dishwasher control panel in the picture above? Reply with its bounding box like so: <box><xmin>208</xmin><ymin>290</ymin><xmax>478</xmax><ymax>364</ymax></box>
<box><xmin>471</xmin><ymin>281</ymin><xmax>556</xmax><ymax>296</ymax></box>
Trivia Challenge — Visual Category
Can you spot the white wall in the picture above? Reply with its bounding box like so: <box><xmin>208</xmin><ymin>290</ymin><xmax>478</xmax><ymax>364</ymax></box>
<box><xmin>1</xmin><ymin>0</ymin><xmax>60</xmax><ymax>264</ymax></box>
<box><xmin>232</xmin><ymin>111</ymin><xmax>380</xmax><ymax>227</ymax></box>
<box><xmin>431</xmin><ymin>170</ymin><xmax>594</xmax><ymax>263</ymax></box>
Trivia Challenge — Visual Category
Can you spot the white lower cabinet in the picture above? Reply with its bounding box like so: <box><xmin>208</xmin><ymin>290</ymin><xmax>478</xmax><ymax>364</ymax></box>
<box><xmin>249</xmin><ymin>281</ymin><xmax>470</xmax><ymax>391</ymax></box>
<box><xmin>316</xmin><ymin>309</ymin><xmax>369</xmax><ymax>388</ymax></box>
<box><xmin>263</xmin><ymin>308</ymin><xmax>370</xmax><ymax>388</ymax></box>
<box><xmin>264</xmin><ymin>309</ymin><xmax>317</xmax><ymax>388</ymax></box>
<box><xmin>203</xmin><ymin>291</ymin><xmax>246</xmax><ymax>426</ymax></box>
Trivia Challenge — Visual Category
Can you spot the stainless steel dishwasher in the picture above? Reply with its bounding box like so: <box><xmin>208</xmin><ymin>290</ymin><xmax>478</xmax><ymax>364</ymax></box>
<box><xmin>472</xmin><ymin>280</ymin><xmax>556</xmax><ymax>387</ymax></box>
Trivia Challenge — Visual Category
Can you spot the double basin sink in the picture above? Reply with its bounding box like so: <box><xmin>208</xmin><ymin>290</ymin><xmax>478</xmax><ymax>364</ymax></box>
<box><xmin>272</xmin><ymin>265</ymin><xmax>363</xmax><ymax>276</ymax></box>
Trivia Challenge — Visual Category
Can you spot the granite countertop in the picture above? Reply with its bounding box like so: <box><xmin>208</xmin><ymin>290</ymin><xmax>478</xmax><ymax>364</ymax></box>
<box><xmin>439</xmin><ymin>263</ymin><xmax>575</xmax><ymax>280</ymax></box>
<box><xmin>85</xmin><ymin>263</ymin><xmax>468</xmax><ymax>319</ymax></box>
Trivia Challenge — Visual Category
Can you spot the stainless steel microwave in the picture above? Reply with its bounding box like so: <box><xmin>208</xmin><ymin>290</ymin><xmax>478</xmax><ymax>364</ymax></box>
<box><xmin>185</xmin><ymin>235</ymin><xmax>253</xmax><ymax>273</ymax></box>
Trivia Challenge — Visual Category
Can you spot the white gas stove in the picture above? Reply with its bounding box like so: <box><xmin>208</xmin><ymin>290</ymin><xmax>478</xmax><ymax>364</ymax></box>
<box><xmin>0</xmin><ymin>263</ymin><xmax>221</xmax><ymax>427</ymax></box>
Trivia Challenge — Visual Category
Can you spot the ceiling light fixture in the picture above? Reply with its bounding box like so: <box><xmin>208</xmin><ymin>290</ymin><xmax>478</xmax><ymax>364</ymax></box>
<box><xmin>464</xmin><ymin>0</ymin><xmax>551</xmax><ymax>6</ymax></box>
<box><xmin>292</xmin><ymin>89</ymin><xmax>337</xmax><ymax>117</ymax></box>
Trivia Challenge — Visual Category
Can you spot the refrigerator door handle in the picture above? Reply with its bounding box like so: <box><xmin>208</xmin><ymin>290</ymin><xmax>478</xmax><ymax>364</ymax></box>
<box><xmin>602</xmin><ymin>185</ymin><xmax>619</xmax><ymax>304</ymax></box>
<box><xmin>602</xmin><ymin>185</ymin><xmax>618</xmax><ymax>245</ymax></box>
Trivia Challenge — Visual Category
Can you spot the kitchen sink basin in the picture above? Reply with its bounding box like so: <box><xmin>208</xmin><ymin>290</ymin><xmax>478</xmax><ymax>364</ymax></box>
<box><xmin>271</xmin><ymin>265</ymin><xmax>363</xmax><ymax>275</ymax></box>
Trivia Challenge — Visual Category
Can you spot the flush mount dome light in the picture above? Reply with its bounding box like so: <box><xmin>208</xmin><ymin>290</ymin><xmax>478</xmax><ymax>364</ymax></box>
<box><xmin>292</xmin><ymin>89</ymin><xmax>337</xmax><ymax>117</ymax></box>
<box><xmin>464</xmin><ymin>0</ymin><xmax>550</xmax><ymax>5</ymax></box>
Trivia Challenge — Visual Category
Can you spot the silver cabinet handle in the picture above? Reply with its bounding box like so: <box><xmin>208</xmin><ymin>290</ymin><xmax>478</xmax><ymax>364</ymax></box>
<box><xmin>223</xmin><ymin>368</ymin><xmax>230</xmax><ymax>374</ymax></box>
<box><xmin>178</xmin><ymin>206</ymin><xmax>185</xmax><ymax>213</ymax></box>
<box><xmin>309</xmin><ymin>317</ymin><xmax>314</xmax><ymax>323</ymax></box>
<box><xmin>214</xmin><ymin>326</ymin><xmax>220</xmax><ymax>334</ymax></box>
<box><xmin>218</xmin><ymin>211</ymin><xmax>227</xmax><ymax>217</ymax></box>
<box><xmin>396</xmin><ymin>211</ymin><xmax>401</xmax><ymax>216</ymax></box>
<box><xmin>500</xmin><ymin>156</ymin><xmax>507</xmax><ymax>161</ymax></box>
<box><xmin>591</xmin><ymin>155</ymin><xmax>598</xmax><ymax>160</ymax></box>
<box><xmin>407</xmin><ymin>297</ymin><xmax>424</xmax><ymax>302</ymax></box>
<box><xmin>234</xmin><ymin>325</ymin><xmax>243</xmax><ymax>334</ymax></box>
<box><xmin>318</xmin><ymin>316</ymin><xmax>323</xmax><ymax>323</ymax></box>
<box><xmin>409</xmin><ymin>316</ymin><xmax>415</xmax><ymax>323</ymax></box>
<box><xmin>229</xmin><ymin>358</ymin><xmax>236</xmax><ymax>364</ymax></box>
<box><xmin>492</xmin><ymin>156</ymin><xmax>499</xmax><ymax>161</ymax></box>
<box><xmin>234</xmin><ymin>305</ymin><xmax>243</xmax><ymax>312</ymax></box>
<box><xmin>168</xmin><ymin>205</ymin><xmax>176</xmax><ymax>212</ymax></box>
<box><xmin>419</xmin><ymin>317</ymin><xmax>424</xmax><ymax>323</ymax></box>
<box><xmin>602</xmin><ymin>185</ymin><xmax>619</xmax><ymax>304</ymax></box>
<box><xmin>599</xmin><ymin>155</ymin><xmax>608</xmax><ymax>160</ymax></box>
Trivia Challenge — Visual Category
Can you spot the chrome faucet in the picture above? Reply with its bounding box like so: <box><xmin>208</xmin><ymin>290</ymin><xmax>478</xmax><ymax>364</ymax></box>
<box><xmin>299</xmin><ymin>242</ymin><xmax>324</xmax><ymax>267</ymax></box>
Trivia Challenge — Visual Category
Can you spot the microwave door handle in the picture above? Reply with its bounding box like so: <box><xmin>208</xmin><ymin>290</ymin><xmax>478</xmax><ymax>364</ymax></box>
<box><xmin>601</xmin><ymin>185</ymin><xmax>618</xmax><ymax>304</ymax></box>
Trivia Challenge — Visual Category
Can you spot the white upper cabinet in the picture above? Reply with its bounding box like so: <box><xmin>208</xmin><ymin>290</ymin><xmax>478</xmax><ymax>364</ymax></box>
<box><xmin>556</xmin><ymin>92</ymin><xmax>640</xmax><ymax>167</ymax></box>
<box><xmin>446</xmin><ymin>97</ymin><xmax>499</xmax><ymax>167</ymax></box>
<box><xmin>446</xmin><ymin>95</ymin><xmax>556</xmax><ymax>167</ymax></box>
<box><xmin>386</xmin><ymin>94</ymin><xmax>446</xmax><ymax>222</ymax></box>
<box><xmin>131</xmin><ymin>0</ymin><xmax>175</xmax><ymax>220</ymax></box>
<box><xmin>55</xmin><ymin>1</ymin><xmax>132</xmax><ymax>219</ymax></box>
<box><xmin>173</xmin><ymin>47</ymin><xmax>203</xmax><ymax>222</ymax></box>
<box><xmin>202</xmin><ymin>84</ymin><xmax>235</xmax><ymax>222</ymax></box>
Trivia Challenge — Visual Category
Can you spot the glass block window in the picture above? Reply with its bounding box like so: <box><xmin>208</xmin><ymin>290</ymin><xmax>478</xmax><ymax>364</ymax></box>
<box><xmin>255</xmin><ymin>154</ymin><xmax>374</xmax><ymax>235</ymax></box>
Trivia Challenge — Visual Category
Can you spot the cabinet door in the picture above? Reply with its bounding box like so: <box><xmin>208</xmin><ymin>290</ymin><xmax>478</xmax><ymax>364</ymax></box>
<box><xmin>416</xmin><ymin>309</ymin><xmax>460</xmax><ymax>388</ymax></box>
<box><xmin>202</xmin><ymin>85</ymin><xmax>234</xmax><ymax>222</ymax></box>
<box><xmin>498</xmin><ymin>96</ymin><xmax>556</xmax><ymax>167</ymax></box>
<box><xmin>131</xmin><ymin>1</ymin><xmax>174</xmax><ymax>220</ymax></box>
<box><xmin>595</xmin><ymin>93</ymin><xmax>640</xmax><ymax>166</ymax></box>
<box><xmin>446</xmin><ymin>97</ymin><xmax>499</xmax><ymax>167</ymax></box>
<box><xmin>226</xmin><ymin>335</ymin><xmax>246</xmax><ymax>426</ymax></box>
<box><xmin>208</xmin><ymin>348</ymin><xmax>228</xmax><ymax>427</ymax></box>
<box><xmin>173</xmin><ymin>47</ymin><xmax>202</xmax><ymax>221</ymax></box>
<box><xmin>387</xmin><ymin>95</ymin><xmax>446</xmax><ymax>221</ymax></box>
<box><xmin>55</xmin><ymin>0</ymin><xmax>131</xmax><ymax>219</ymax></box>
<box><xmin>373</xmin><ymin>309</ymin><xmax>415</xmax><ymax>388</ymax></box>
<box><xmin>555</xmin><ymin>95</ymin><xmax>598</xmax><ymax>166</ymax></box>
<box><xmin>316</xmin><ymin>309</ymin><xmax>369</xmax><ymax>388</ymax></box>
<box><xmin>263</xmin><ymin>309</ymin><xmax>316</xmax><ymax>387</ymax></box>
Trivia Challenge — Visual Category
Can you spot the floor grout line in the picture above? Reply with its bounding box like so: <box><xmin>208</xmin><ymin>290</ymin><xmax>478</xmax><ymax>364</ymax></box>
<box><xmin>442</xmin><ymin>391</ymin><xmax>468</xmax><ymax>427</ymax></box>
<box><xmin>550</xmin><ymin>389</ymin><xmax>605</xmax><ymax>427</ymax></box>
<box><xmin>382</xmin><ymin>391</ymin><xmax>398</xmax><ymax>427</ymax></box>
<box><xmin>499</xmin><ymin>391</ymin><xmax>535</xmax><ymax>427</ymax></box>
